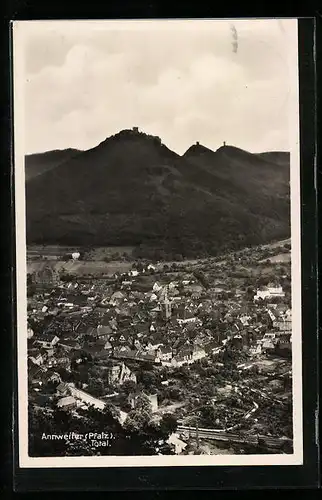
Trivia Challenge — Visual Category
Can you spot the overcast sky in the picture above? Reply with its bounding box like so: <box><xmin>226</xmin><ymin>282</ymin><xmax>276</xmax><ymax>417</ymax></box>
<box><xmin>20</xmin><ymin>19</ymin><xmax>297</xmax><ymax>155</ymax></box>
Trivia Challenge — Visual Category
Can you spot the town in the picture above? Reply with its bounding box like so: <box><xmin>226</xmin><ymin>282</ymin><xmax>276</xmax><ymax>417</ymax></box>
<box><xmin>27</xmin><ymin>240</ymin><xmax>293</xmax><ymax>456</ymax></box>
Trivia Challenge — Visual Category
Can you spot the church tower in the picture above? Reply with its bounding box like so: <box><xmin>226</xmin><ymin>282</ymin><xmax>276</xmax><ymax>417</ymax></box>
<box><xmin>161</xmin><ymin>285</ymin><xmax>172</xmax><ymax>320</ymax></box>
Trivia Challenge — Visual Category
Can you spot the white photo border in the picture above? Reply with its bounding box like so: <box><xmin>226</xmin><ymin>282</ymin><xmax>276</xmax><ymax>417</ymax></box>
<box><xmin>13</xmin><ymin>18</ymin><xmax>303</xmax><ymax>468</ymax></box>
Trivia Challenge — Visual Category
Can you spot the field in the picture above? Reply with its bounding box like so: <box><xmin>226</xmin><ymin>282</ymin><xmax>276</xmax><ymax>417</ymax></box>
<box><xmin>261</xmin><ymin>253</ymin><xmax>291</xmax><ymax>264</ymax></box>
<box><xmin>26</xmin><ymin>238</ymin><xmax>291</xmax><ymax>278</ymax></box>
<box><xmin>84</xmin><ymin>246</ymin><xmax>135</xmax><ymax>260</ymax></box>
<box><xmin>27</xmin><ymin>259</ymin><xmax>133</xmax><ymax>276</ymax></box>
<box><xmin>27</xmin><ymin>245</ymin><xmax>80</xmax><ymax>257</ymax></box>
<box><xmin>27</xmin><ymin>245</ymin><xmax>136</xmax><ymax>276</ymax></box>
<box><xmin>261</xmin><ymin>238</ymin><xmax>290</xmax><ymax>249</ymax></box>
<box><xmin>27</xmin><ymin>245</ymin><xmax>134</xmax><ymax>260</ymax></box>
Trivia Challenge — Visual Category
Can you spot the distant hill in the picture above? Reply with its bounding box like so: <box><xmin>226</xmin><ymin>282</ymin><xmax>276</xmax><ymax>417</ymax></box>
<box><xmin>25</xmin><ymin>149</ymin><xmax>81</xmax><ymax>181</ymax></box>
<box><xmin>182</xmin><ymin>144</ymin><xmax>290</xmax><ymax>200</ymax></box>
<box><xmin>256</xmin><ymin>151</ymin><xmax>290</xmax><ymax>167</ymax></box>
<box><xmin>25</xmin><ymin>130</ymin><xmax>290</xmax><ymax>259</ymax></box>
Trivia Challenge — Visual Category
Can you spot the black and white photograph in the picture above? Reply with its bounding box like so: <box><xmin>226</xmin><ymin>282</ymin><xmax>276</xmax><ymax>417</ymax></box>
<box><xmin>13</xmin><ymin>18</ymin><xmax>303</xmax><ymax>467</ymax></box>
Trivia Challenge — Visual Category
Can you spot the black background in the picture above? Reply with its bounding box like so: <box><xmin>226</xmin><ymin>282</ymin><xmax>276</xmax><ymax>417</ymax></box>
<box><xmin>0</xmin><ymin>4</ymin><xmax>320</xmax><ymax>493</ymax></box>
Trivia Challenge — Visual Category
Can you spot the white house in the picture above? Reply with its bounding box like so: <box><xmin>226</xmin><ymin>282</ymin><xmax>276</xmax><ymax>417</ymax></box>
<box><xmin>110</xmin><ymin>291</ymin><xmax>125</xmax><ymax>305</ymax></box>
<box><xmin>267</xmin><ymin>309</ymin><xmax>277</xmax><ymax>322</ymax></box>
<box><xmin>158</xmin><ymin>346</ymin><xmax>172</xmax><ymax>362</ymax></box>
<box><xmin>249</xmin><ymin>341</ymin><xmax>263</xmax><ymax>355</ymax></box>
<box><xmin>267</xmin><ymin>285</ymin><xmax>285</xmax><ymax>296</ymax></box>
<box><xmin>177</xmin><ymin>317</ymin><xmax>198</xmax><ymax>326</ymax></box>
<box><xmin>29</xmin><ymin>352</ymin><xmax>44</xmax><ymax>366</ymax></box>
<box><xmin>72</xmin><ymin>252</ymin><xmax>80</xmax><ymax>260</ymax></box>
<box><xmin>254</xmin><ymin>286</ymin><xmax>285</xmax><ymax>302</ymax></box>
<box><xmin>35</xmin><ymin>334</ymin><xmax>60</xmax><ymax>349</ymax></box>
<box><xmin>191</xmin><ymin>346</ymin><xmax>206</xmax><ymax>362</ymax></box>
<box><xmin>153</xmin><ymin>282</ymin><xmax>162</xmax><ymax>293</ymax></box>
<box><xmin>262</xmin><ymin>338</ymin><xmax>276</xmax><ymax>351</ymax></box>
<box><xmin>167</xmin><ymin>433</ymin><xmax>187</xmax><ymax>454</ymax></box>
<box><xmin>27</xmin><ymin>327</ymin><xmax>34</xmax><ymax>339</ymax></box>
<box><xmin>108</xmin><ymin>362</ymin><xmax>137</xmax><ymax>386</ymax></box>
<box><xmin>57</xmin><ymin>396</ymin><xmax>77</xmax><ymax>409</ymax></box>
<box><xmin>128</xmin><ymin>392</ymin><xmax>158</xmax><ymax>413</ymax></box>
<box><xmin>239</xmin><ymin>314</ymin><xmax>251</xmax><ymax>326</ymax></box>
<box><xmin>254</xmin><ymin>290</ymin><xmax>270</xmax><ymax>301</ymax></box>
<box><xmin>171</xmin><ymin>345</ymin><xmax>206</xmax><ymax>367</ymax></box>
<box><xmin>274</xmin><ymin>311</ymin><xmax>292</xmax><ymax>332</ymax></box>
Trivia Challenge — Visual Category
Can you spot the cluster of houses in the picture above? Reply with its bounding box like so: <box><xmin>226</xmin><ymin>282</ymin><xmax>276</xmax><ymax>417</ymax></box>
<box><xmin>29</xmin><ymin>352</ymin><xmax>159</xmax><ymax>417</ymax></box>
<box><xmin>250</xmin><ymin>304</ymin><xmax>292</xmax><ymax>357</ymax></box>
<box><xmin>27</xmin><ymin>259</ymin><xmax>292</xmax><ymax>419</ymax></box>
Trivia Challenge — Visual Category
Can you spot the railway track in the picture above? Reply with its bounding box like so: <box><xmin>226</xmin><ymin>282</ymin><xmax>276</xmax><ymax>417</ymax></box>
<box><xmin>177</xmin><ymin>425</ymin><xmax>292</xmax><ymax>448</ymax></box>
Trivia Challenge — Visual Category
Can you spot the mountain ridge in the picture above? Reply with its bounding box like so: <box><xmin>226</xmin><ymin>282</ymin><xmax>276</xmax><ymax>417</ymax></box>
<box><xmin>25</xmin><ymin>148</ymin><xmax>82</xmax><ymax>181</ymax></box>
<box><xmin>25</xmin><ymin>129</ymin><xmax>290</xmax><ymax>259</ymax></box>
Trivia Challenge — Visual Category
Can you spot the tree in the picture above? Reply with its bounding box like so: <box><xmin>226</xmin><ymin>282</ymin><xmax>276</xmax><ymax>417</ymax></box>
<box><xmin>135</xmin><ymin>393</ymin><xmax>153</xmax><ymax>414</ymax></box>
<box><xmin>124</xmin><ymin>410</ymin><xmax>149</xmax><ymax>432</ymax></box>
<box><xmin>124</xmin><ymin>394</ymin><xmax>153</xmax><ymax>432</ymax></box>
<box><xmin>28</xmin><ymin>396</ymin><xmax>176</xmax><ymax>457</ymax></box>
<box><xmin>139</xmin><ymin>370</ymin><xmax>157</xmax><ymax>389</ymax></box>
<box><xmin>199</xmin><ymin>404</ymin><xmax>216</xmax><ymax>427</ymax></box>
<box><xmin>104</xmin><ymin>401</ymin><xmax>121</xmax><ymax>421</ymax></box>
<box><xmin>122</xmin><ymin>380</ymin><xmax>137</xmax><ymax>396</ymax></box>
<box><xmin>159</xmin><ymin>413</ymin><xmax>178</xmax><ymax>434</ymax></box>
<box><xmin>173</xmin><ymin>366</ymin><xmax>190</xmax><ymax>382</ymax></box>
<box><xmin>257</xmin><ymin>276</ymin><xmax>269</xmax><ymax>287</ymax></box>
<box><xmin>28</xmin><ymin>405</ymin><xmax>88</xmax><ymax>457</ymax></box>
<box><xmin>65</xmin><ymin>439</ymin><xmax>97</xmax><ymax>456</ymax></box>
<box><xmin>27</xmin><ymin>273</ymin><xmax>36</xmax><ymax>297</ymax></box>
<box><xmin>87</xmin><ymin>377</ymin><xmax>105</xmax><ymax>397</ymax></box>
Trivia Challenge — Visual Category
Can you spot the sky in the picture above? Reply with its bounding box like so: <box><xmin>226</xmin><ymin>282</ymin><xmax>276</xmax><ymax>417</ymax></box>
<box><xmin>19</xmin><ymin>19</ymin><xmax>298</xmax><ymax>155</ymax></box>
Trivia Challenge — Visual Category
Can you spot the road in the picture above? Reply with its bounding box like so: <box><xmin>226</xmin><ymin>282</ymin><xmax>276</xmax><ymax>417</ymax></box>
<box><xmin>155</xmin><ymin>402</ymin><xmax>185</xmax><ymax>415</ymax></box>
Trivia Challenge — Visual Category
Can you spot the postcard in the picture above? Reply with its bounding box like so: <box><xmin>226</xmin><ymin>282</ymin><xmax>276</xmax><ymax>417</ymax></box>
<box><xmin>13</xmin><ymin>18</ymin><xmax>302</xmax><ymax>468</ymax></box>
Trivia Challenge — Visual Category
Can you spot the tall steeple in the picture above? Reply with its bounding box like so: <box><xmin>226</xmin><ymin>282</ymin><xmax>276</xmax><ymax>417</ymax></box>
<box><xmin>162</xmin><ymin>285</ymin><xmax>172</xmax><ymax>320</ymax></box>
